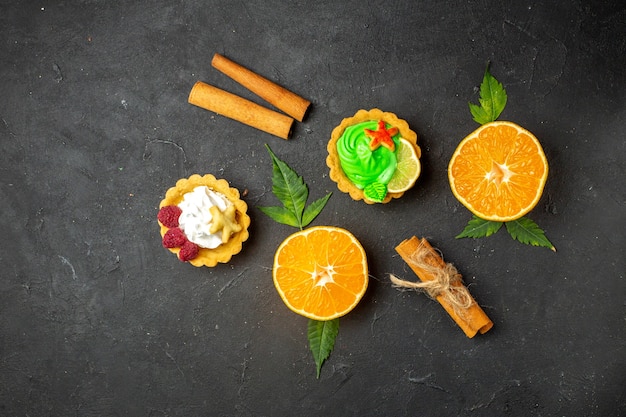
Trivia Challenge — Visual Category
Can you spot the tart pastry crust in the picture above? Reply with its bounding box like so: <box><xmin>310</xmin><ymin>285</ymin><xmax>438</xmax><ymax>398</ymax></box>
<box><xmin>159</xmin><ymin>174</ymin><xmax>251</xmax><ymax>267</ymax></box>
<box><xmin>326</xmin><ymin>109</ymin><xmax>420</xmax><ymax>204</ymax></box>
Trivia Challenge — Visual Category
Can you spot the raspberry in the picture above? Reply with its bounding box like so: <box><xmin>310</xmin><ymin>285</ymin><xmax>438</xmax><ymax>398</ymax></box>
<box><xmin>162</xmin><ymin>227</ymin><xmax>187</xmax><ymax>248</ymax></box>
<box><xmin>178</xmin><ymin>240</ymin><xmax>199</xmax><ymax>262</ymax></box>
<box><xmin>157</xmin><ymin>205</ymin><xmax>182</xmax><ymax>228</ymax></box>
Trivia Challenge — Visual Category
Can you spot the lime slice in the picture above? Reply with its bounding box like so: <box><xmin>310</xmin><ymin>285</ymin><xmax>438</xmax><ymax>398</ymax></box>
<box><xmin>387</xmin><ymin>138</ymin><xmax>421</xmax><ymax>193</ymax></box>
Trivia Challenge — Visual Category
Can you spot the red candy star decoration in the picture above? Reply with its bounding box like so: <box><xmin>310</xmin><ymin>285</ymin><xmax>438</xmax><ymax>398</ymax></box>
<box><xmin>364</xmin><ymin>120</ymin><xmax>399</xmax><ymax>151</ymax></box>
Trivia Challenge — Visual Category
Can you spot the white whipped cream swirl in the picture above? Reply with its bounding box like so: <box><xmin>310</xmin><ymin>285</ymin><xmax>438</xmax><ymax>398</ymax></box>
<box><xmin>177</xmin><ymin>186</ymin><xmax>232</xmax><ymax>249</ymax></box>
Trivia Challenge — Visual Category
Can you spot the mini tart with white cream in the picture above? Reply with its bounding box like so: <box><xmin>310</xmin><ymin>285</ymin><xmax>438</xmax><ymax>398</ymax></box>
<box><xmin>157</xmin><ymin>174</ymin><xmax>251</xmax><ymax>267</ymax></box>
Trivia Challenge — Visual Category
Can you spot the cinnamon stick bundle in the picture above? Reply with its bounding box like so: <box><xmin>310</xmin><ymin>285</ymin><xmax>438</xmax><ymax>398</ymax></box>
<box><xmin>188</xmin><ymin>81</ymin><xmax>294</xmax><ymax>140</ymax></box>
<box><xmin>212</xmin><ymin>53</ymin><xmax>311</xmax><ymax>122</ymax></box>
<box><xmin>393</xmin><ymin>236</ymin><xmax>493</xmax><ymax>338</ymax></box>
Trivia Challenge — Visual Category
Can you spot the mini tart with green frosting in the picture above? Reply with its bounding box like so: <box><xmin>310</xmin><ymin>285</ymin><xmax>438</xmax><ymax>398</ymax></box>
<box><xmin>158</xmin><ymin>174</ymin><xmax>251</xmax><ymax>267</ymax></box>
<box><xmin>327</xmin><ymin>109</ymin><xmax>420</xmax><ymax>204</ymax></box>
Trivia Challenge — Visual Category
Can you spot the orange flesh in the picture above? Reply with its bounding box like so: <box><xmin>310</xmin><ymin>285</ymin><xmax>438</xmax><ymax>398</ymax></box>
<box><xmin>449</xmin><ymin>122</ymin><xmax>548</xmax><ymax>221</ymax></box>
<box><xmin>273</xmin><ymin>227</ymin><xmax>368</xmax><ymax>320</ymax></box>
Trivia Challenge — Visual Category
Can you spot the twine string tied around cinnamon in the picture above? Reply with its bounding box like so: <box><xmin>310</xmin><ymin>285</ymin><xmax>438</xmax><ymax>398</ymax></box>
<box><xmin>390</xmin><ymin>242</ymin><xmax>473</xmax><ymax>314</ymax></box>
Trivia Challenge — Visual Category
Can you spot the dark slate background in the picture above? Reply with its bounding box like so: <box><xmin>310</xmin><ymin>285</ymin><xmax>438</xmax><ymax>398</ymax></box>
<box><xmin>1</xmin><ymin>1</ymin><xmax>624</xmax><ymax>416</ymax></box>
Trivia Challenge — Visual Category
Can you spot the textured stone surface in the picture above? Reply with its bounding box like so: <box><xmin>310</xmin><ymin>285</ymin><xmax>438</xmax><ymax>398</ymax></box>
<box><xmin>1</xmin><ymin>1</ymin><xmax>624</xmax><ymax>415</ymax></box>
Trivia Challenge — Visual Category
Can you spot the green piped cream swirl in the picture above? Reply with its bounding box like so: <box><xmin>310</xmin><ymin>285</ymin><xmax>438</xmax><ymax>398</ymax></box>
<box><xmin>336</xmin><ymin>120</ymin><xmax>399</xmax><ymax>190</ymax></box>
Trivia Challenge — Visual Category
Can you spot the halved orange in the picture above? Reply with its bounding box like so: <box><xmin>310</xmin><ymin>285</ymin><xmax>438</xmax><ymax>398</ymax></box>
<box><xmin>273</xmin><ymin>226</ymin><xmax>368</xmax><ymax>321</ymax></box>
<box><xmin>448</xmin><ymin>121</ymin><xmax>548</xmax><ymax>222</ymax></box>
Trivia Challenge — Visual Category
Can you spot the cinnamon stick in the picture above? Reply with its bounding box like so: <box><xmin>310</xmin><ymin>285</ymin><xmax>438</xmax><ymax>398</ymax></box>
<box><xmin>393</xmin><ymin>236</ymin><xmax>493</xmax><ymax>338</ymax></box>
<box><xmin>188</xmin><ymin>81</ymin><xmax>294</xmax><ymax>140</ymax></box>
<box><xmin>212</xmin><ymin>53</ymin><xmax>311</xmax><ymax>122</ymax></box>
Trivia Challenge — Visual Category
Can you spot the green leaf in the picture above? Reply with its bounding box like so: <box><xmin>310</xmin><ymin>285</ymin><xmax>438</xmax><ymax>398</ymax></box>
<box><xmin>308</xmin><ymin>318</ymin><xmax>339</xmax><ymax>378</ymax></box>
<box><xmin>261</xmin><ymin>145</ymin><xmax>331</xmax><ymax>229</ymax></box>
<box><xmin>456</xmin><ymin>215</ymin><xmax>503</xmax><ymax>238</ymax></box>
<box><xmin>469</xmin><ymin>64</ymin><xmax>508</xmax><ymax>124</ymax></box>
<box><xmin>505</xmin><ymin>217</ymin><xmax>556</xmax><ymax>251</ymax></box>
<box><xmin>257</xmin><ymin>206</ymin><xmax>300</xmax><ymax>228</ymax></box>
<box><xmin>265</xmin><ymin>144</ymin><xmax>309</xmax><ymax>226</ymax></box>
<box><xmin>468</xmin><ymin>102</ymin><xmax>491</xmax><ymax>125</ymax></box>
<box><xmin>301</xmin><ymin>192</ymin><xmax>332</xmax><ymax>228</ymax></box>
<box><xmin>363</xmin><ymin>181</ymin><xmax>387</xmax><ymax>202</ymax></box>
